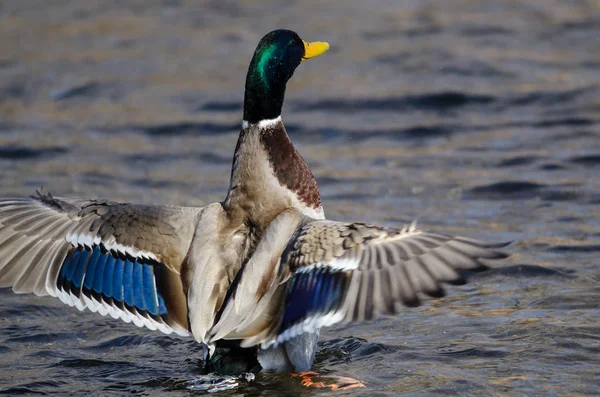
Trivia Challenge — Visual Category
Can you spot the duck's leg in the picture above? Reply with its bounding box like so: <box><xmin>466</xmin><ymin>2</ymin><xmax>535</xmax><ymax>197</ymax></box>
<box><xmin>284</xmin><ymin>331</ymin><xmax>319</xmax><ymax>372</ymax></box>
<box><xmin>257</xmin><ymin>344</ymin><xmax>293</xmax><ymax>371</ymax></box>
<box><xmin>257</xmin><ymin>331</ymin><xmax>319</xmax><ymax>372</ymax></box>
<box><xmin>201</xmin><ymin>342</ymin><xmax>212</xmax><ymax>361</ymax></box>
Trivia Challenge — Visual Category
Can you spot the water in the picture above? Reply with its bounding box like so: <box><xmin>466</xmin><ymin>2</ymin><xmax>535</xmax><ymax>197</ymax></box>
<box><xmin>0</xmin><ymin>0</ymin><xmax>599</xmax><ymax>395</ymax></box>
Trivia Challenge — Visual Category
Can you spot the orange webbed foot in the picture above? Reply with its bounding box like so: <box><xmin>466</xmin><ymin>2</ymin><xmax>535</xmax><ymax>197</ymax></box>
<box><xmin>291</xmin><ymin>371</ymin><xmax>365</xmax><ymax>391</ymax></box>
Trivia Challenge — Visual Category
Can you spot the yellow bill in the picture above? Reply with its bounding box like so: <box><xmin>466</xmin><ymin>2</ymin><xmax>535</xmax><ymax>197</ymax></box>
<box><xmin>302</xmin><ymin>41</ymin><xmax>330</xmax><ymax>61</ymax></box>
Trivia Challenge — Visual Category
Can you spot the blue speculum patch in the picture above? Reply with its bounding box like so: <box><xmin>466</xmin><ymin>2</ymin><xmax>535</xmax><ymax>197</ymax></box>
<box><xmin>57</xmin><ymin>244</ymin><xmax>168</xmax><ymax>317</ymax></box>
<box><xmin>280</xmin><ymin>268</ymin><xmax>348</xmax><ymax>334</ymax></box>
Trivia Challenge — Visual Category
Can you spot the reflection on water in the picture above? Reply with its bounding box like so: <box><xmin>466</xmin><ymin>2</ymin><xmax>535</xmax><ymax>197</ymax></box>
<box><xmin>1</xmin><ymin>0</ymin><xmax>599</xmax><ymax>395</ymax></box>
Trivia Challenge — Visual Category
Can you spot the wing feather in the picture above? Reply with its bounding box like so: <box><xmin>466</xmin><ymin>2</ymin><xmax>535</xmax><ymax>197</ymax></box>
<box><xmin>0</xmin><ymin>192</ymin><xmax>201</xmax><ymax>337</ymax></box>
<box><xmin>253</xmin><ymin>218</ymin><xmax>509</xmax><ymax>348</ymax></box>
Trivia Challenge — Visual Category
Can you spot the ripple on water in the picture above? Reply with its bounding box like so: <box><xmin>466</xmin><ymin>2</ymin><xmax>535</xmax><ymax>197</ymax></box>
<box><xmin>4</xmin><ymin>330</ymin><xmax>74</xmax><ymax>344</ymax></box>
<box><xmin>186</xmin><ymin>373</ymin><xmax>255</xmax><ymax>393</ymax></box>
<box><xmin>295</xmin><ymin>92</ymin><xmax>496</xmax><ymax>113</ymax></box>
<box><xmin>125</xmin><ymin>151</ymin><xmax>231</xmax><ymax>165</ymax></box>
<box><xmin>198</xmin><ymin>101</ymin><xmax>241</xmax><ymax>112</ymax></box>
<box><xmin>0</xmin><ymin>59</ymin><xmax>16</xmax><ymax>69</ymax></box>
<box><xmin>436</xmin><ymin>344</ymin><xmax>507</xmax><ymax>359</ymax></box>
<box><xmin>0</xmin><ymin>146</ymin><xmax>68</xmax><ymax>160</ymax></box>
<box><xmin>133</xmin><ymin>122</ymin><xmax>239</xmax><ymax>137</ymax></box>
<box><xmin>538</xmin><ymin>163</ymin><xmax>566</xmax><ymax>171</ymax></box>
<box><xmin>548</xmin><ymin>244</ymin><xmax>600</xmax><ymax>253</ymax></box>
<box><xmin>496</xmin><ymin>156</ymin><xmax>544</xmax><ymax>167</ymax></box>
<box><xmin>80</xmin><ymin>171</ymin><xmax>117</xmax><ymax>187</ymax></box>
<box><xmin>362</xmin><ymin>27</ymin><xmax>443</xmax><ymax>40</ymax></box>
<box><xmin>529</xmin><ymin>293</ymin><xmax>600</xmax><ymax>310</ymax></box>
<box><xmin>466</xmin><ymin>182</ymin><xmax>594</xmax><ymax>203</ymax></box>
<box><xmin>129</xmin><ymin>177</ymin><xmax>190</xmax><ymax>190</ymax></box>
<box><xmin>502</xmin><ymin>87</ymin><xmax>592</xmax><ymax>108</ymax></box>
<box><xmin>55</xmin><ymin>358</ymin><xmax>132</xmax><ymax>368</ymax></box>
<box><xmin>466</xmin><ymin>181</ymin><xmax>545</xmax><ymax>200</ymax></box>
<box><xmin>352</xmin><ymin>125</ymin><xmax>455</xmax><ymax>142</ymax></box>
<box><xmin>533</xmin><ymin>117</ymin><xmax>595</xmax><ymax>128</ymax></box>
<box><xmin>82</xmin><ymin>334</ymin><xmax>153</xmax><ymax>351</ymax></box>
<box><xmin>489</xmin><ymin>264</ymin><xmax>576</xmax><ymax>279</ymax></box>
<box><xmin>0</xmin><ymin>381</ymin><xmax>68</xmax><ymax>395</ymax></box>
<box><xmin>569</xmin><ymin>154</ymin><xmax>600</xmax><ymax>166</ymax></box>
<box><xmin>25</xmin><ymin>350</ymin><xmax>66</xmax><ymax>360</ymax></box>
<box><xmin>459</xmin><ymin>25</ymin><xmax>513</xmax><ymax>37</ymax></box>
<box><xmin>51</xmin><ymin>82</ymin><xmax>102</xmax><ymax>101</ymax></box>
<box><xmin>316</xmin><ymin>337</ymin><xmax>402</xmax><ymax>367</ymax></box>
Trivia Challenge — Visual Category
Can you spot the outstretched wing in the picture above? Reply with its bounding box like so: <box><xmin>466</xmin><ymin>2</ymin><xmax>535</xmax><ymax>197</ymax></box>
<box><xmin>205</xmin><ymin>212</ymin><xmax>508</xmax><ymax>349</ymax></box>
<box><xmin>0</xmin><ymin>191</ymin><xmax>201</xmax><ymax>336</ymax></box>
<box><xmin>272</xmin><ymin>220</ymin><xmax>509</xmax><ymax>346</ymax></box>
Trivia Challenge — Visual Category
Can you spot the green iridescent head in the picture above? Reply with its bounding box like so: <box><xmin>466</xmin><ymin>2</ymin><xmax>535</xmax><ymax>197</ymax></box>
<box><xmin>243</xmin><ymin>29</ymin><xmax>329</xmax><ymax>124</ymax></box>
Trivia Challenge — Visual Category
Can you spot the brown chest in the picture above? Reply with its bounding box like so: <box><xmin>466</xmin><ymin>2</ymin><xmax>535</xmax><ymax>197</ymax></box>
<box><xmin>225</xmin><ymin>121</ymin><xmax>324</xmax><ymax>229</ymax></box>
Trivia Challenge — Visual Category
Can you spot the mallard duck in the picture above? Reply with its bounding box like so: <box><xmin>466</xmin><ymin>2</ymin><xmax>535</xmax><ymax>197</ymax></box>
<box><xmin>0</xmin><ymin>29</ymin><xmax>508</xmax><ymax>374</ymax></box>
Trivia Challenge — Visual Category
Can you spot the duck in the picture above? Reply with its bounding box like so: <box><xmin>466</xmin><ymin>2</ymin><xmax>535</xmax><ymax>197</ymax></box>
<box><xmin>0</xmin><ymin>29</ymin><xmax>509</xmax><ymax>374</ymax></box>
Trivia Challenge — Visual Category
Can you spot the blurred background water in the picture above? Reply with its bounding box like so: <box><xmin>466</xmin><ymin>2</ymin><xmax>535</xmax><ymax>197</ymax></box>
<box><xmin>0</xmin><ymin>0</ymin><xmax>599</xmax><ymax>395</ymax></box>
